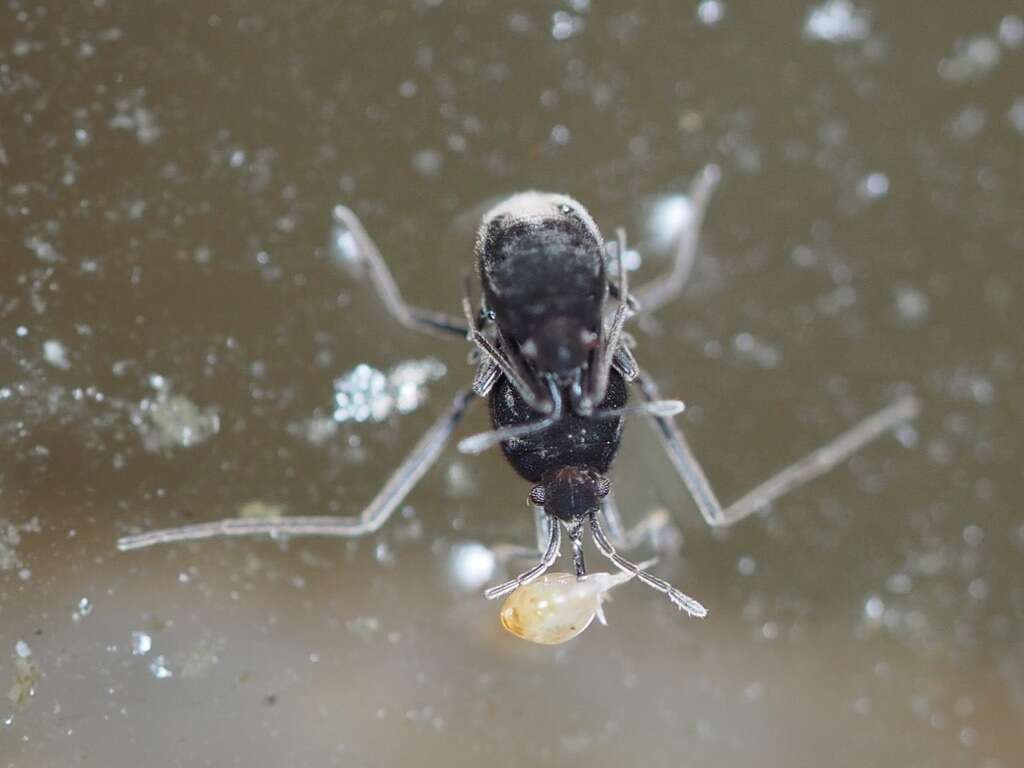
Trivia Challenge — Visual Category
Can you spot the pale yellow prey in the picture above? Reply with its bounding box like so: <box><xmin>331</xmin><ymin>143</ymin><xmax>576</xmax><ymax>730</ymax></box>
<box><xmin>499</xmin><ymin>563</ymin><xmax>657</xmax><ymax>645</ymax></box>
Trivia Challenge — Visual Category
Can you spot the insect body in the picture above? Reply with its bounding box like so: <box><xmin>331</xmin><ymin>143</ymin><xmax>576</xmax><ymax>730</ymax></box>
<box><xmin>477</xmin><ymin>193</ymin><xmax>606</xmax><ymax>383</ymax></box>
<box><xmin>117</xmin><ymin>165</ymin><xmax>919</xmax><ymax>628</ymax></box>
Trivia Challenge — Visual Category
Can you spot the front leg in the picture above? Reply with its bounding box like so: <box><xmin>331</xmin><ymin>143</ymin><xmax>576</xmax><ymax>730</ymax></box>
<box><xmin>333</xmin><ymin>205</ymin><xmax>470</xmax><ymax>340</ymax></box>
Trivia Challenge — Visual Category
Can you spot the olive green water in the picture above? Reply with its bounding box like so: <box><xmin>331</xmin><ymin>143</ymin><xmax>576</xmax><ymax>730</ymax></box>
<box><xmin>2</xmin><ymin>2</ymin><xmax>1022</xmax><ymax>766</ymax></box>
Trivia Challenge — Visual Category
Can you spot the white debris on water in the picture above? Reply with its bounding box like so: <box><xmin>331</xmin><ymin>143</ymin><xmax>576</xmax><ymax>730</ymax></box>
<box><xmin>551</xmin><ymin>10</ymin><xmax>585</xmax><ymax>41</ymax></box>
<box><xmin>0</xmin><ymin>517</ymin><xmax>41</xmax><ymax>573</ymax></box>
<box><xmin>696</xmin><ymin>0</ymin><xmax>725</xmax><ymax>27</ymax></box>
<box><xmin>857</xmin><ymin>171</ymin><xmax>890</xmax><ymax>201</ymax></box>
<box><xmin>1007</xmin><ymin>97</ymin><xmax>1024</xmax><ymax>136</ymax></box>
<box><xmin>42</xmin><ymin>339</ymin><xmax>71</xmax><ymax>370</ymax></box>
<box><xmin>109</xmin><ymin>89</ymin><xmax>161</xmax><ymax>145</ymax></box>
<box><xmin>447</xmin><ymin>541</ymin><xmax>496</xmax><ymax>590</ymax></box>
<box><xmin>25</xmin><ymin>235</ymin><xmax>61</xmax><ymax>263</ymax></box>
<box><xmin>131</xmin><ymin>631</ymin><xmax>152</xmax><ymax>656</ymax></box>
<box><xmin>731</xmin><ymin>332</ymin><xmax>782</xmax><ymax>369</ymax></box>
<box><xmin>332</xmin><ymin>358</ymin><xmax>446</xmax><ymax>424</ymax></box>
<box><xmin>999</xmin><ymin>15</ymin><xmax>1023</xmax><ymax>48</ymax></box>
<box><xmin>939</xmin><ymin>36</ymin><xmax>1000</xmax><ymax>84</ymax></box>
<box><xmin>131</xmin><ymin>374</ymin><xmax>220</xmax><ymax>451</ymax></box>
<box><xmin>411</xmin><ymin>148</ymin><xmax>443</xmax><ymax>178</ymax></box>
<box><xmin>72</xmin><ymin>597</ymin><xmax>94</xmax><ymax>622</ymax></box>
<box><xmin>8</xmin><ymin>641</ymin><xmax>40</xmax><ymax>710</ymax></box>
<box><xmin>894</xmin><ymin>285</ymin><xmax>930</xmax><ymax>325</ymax></box>
<box><xmin>328</xmin><ymin>214</ymin><xmax>362</xmax><ymax>274</ymax></box>
<box><xmin>644</xmin><ymin>194</ymin><xmax>694</xmax><ymax>256</ymax></box>
<box><xmin>149</xmin><ymin>655</ymin><xmax>173</xmax><ymax>679</ymax></box>
<box><xmin>803</xmin><ymin>0</ymin><xmax>870</xmax><ymax>44</ymax></box>
<box><xmin>938</xmin><ymin>17</ymin><xmax>1022</xmax><ymax>86</ymax></box>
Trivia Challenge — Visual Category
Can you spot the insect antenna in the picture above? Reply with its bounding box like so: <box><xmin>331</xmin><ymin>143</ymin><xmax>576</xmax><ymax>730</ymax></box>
<box><xmin>589</xmin><ymin>512</ymin><xmax>707</xmax><ymax>618</ymax></box>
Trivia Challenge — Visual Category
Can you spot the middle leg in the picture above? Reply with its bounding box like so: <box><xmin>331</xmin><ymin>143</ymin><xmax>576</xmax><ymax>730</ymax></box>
<box><xmin>634</xmin><ymin>370</ymin><xmax>920</xmax><ymax>528</ymax></box>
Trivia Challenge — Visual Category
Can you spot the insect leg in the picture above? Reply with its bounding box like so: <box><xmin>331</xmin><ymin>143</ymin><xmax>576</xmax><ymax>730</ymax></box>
<box><xmin>117</xmin><ymin>388</ymin><xmax>476</xmax><ymax>551</ymax></box>
<box><xmin>590</xmin><ymin>514</ymin><xmax>707</xmax><ymax>617</ymax></box>
<box><xmin>634</xmin><ymin>370</ymin><xmax>920</xmax><ymax>528</ymax></box>
<box><xmin>484</xmin><ymin>517</ymin><xmax>561</xmax><ymax>600</ymax></box>
<box><xmin>332</xmin><ymin>205</ymin><xmax>469</xmax><ymax>340</ymax></box>
<box><xmin>486</xmin><ymin>506</ymin><xmax>552</xmax><ymax>564</ymax></box>
<box><xmin>586</xmin><ymin>229</ymin><xmax>635</xmax><ymax>410</ymax></box>
<box><xmin>457</xmin><ymin>378</ymin><xmax>562</xmax><ymax>454</ymax></box>
<box><xmin>599</xmin><ymin>495</ymin><xmax>682</xmax><ymax>554</ymax></box>
<box><xmin>630</xmin><ymin>164</ymin><xmax>721</xmax><ymax>315</ymax></box>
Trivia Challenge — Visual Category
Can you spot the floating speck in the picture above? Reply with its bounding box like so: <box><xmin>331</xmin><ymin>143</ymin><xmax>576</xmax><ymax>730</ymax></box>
<box><xmin>131</xmin><ymin>631</ymin><xmax>152</xmax><ymax>656</ymax></box>
<box><xmin>803</xmin><ymin>0</ymin><xmax>870</xmax><ymax>44</ymax></box>
<box><xmin>551</xmin><ymin>11</ymin><xmax>584</xmax><ymax>40</ymax></box>
<box><xmin>742</xmin><ymin>682</ymin><xmax>765</xmax><ymax>703</ymax></box>
<box><xmin>375</xmin><ymin>540</ymin><xmax>396</xmax><ymax>567</ymax></box>
<box><xmin>737</xmin><ymin>556</ymin><xmax>757</xmax><ymax>576</ymax></box>
<box><xmin>732</xmin><ymin>332</ymin><xmax>782</xmax><ymax>369</ymax></box>
<box><xmin>894</xmin><ymin>285</ymin><xmax>929</xmax><ymax>325</ymax></box>
<box><xmin>967</xmin><ymin>577</ymin><xmax>988</xmax><ymax>601</ymax></box>
<box><xmin>72</xmin><ymin>597</ymin><xmax>94</xmax><ymax>621</ymax></box>
<box><xmin>132</xmin><ymin>376</ymin><xmax>220</xmax><ymax>451</ymax></box>
<box><xmin>8</xmin><ymin>652</ymin><xmax>40</xmax><ymax>710</ymax></box>
<box><xmin>448</xmin><ymin>541</ymin><xmax>496</xmax><ymax>590</ymax></box>
<box><xmin>946</xmin><ymin>105</ymin><xmax>987</xmax><ymax>142</ymax></box>
<box><xmin>857</xmin><ymin>171</ymin><xmax>890</xmax><ymax>200</ymax></box>
<box><xmin>180</xmin><ymin>637</ymin><xmax>224</xmax><ymax>678</ymax></box>
<box><xmin>1</xmin><ymin>517</ymin><xmax>41</xmax><ymax>573</ymax></box>
<box><xmin>346</xmin><ymin>616</ymin><xmax>382</xmax><ymax>641</ymax></box>
<box><xmin>550</xmin><ymin>124</ymin><xmax>571</xmax><ymax>145</ymax></box>
<box><xmin>645</xmin><ymin>194</ymin><xmax>694</xmax><ymax>255</ymax></box>
<box><xmin>999</xmin><ymin>15</ymin><xmax>1023</xmax><ymax>48</ymax></box>
<box><xmin>238</xmin><ymin>500</ymin><xmax>285</xmax><ymax>520</ymax></box>
<box><xmin>149</xmin><ymin>655</ymin><xmax>173</xmax><ymax>679</ymax></box>
<box><xmin>886</xmin><ymin>573</ymin><xmax>912</xmax><ymax>594</ymax></box>
<box><xmin>109</xmin><ymin>90</ymin><xmax>161</xmax><ymax>145</ymax></box>
<box><xmin>25</xmin><ymin>236</ymin><xmax>60</xmax><ymax>263</ymax></box>
<box><xmin>1008</xmin><ymin>97</ymin><xmax>1024</xmax><ymax>136</ymax></box>
<box><xmin>938</xmin><ymin>36</ymin><xmax>1000</xmax><ymax>84</ymax></box>
<box><xmin>962</xmin><ymin>524</ymin><xmax>984</xmax><ymax>547</ymax></box>
<box><xmin>696</xmin><ymin>0</ymin><xmax>724</xmax><ymax>26</ymax></box>
<box><xmin>412</xmin><ymin>148</ymin><xmax>443</xmax><ymax>178</ymax></box>
<box><xmin>864</xmin><ymin>595</ymin><xmax>885</xmax><ymax>622</ymax></box>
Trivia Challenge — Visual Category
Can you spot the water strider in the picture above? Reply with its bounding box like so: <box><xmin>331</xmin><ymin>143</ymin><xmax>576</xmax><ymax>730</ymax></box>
<box><xmin>117</xmin><ymin>165</ymin><xmax>919</xmax><ymax>625</ymax></box>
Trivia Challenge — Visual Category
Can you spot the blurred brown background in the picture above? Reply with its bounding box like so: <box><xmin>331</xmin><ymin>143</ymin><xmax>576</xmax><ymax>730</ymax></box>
<box><xmin>1</xmin><ymin>1</ymin><xmax>1022</xmax><ymax>765</ymax></box>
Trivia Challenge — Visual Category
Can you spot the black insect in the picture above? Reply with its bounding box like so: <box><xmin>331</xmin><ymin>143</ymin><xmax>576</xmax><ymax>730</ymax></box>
<box><xmin>118</xmin><ymin>166</ymin><xmax>919</xmax><ymax>617</ymax></box>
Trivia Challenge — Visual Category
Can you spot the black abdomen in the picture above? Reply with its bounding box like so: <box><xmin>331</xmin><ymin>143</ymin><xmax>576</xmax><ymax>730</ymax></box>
<box><xmin>488</xmin><ymin>371</ymin><xmax>627</xmax><ymax>483</ymax></box>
